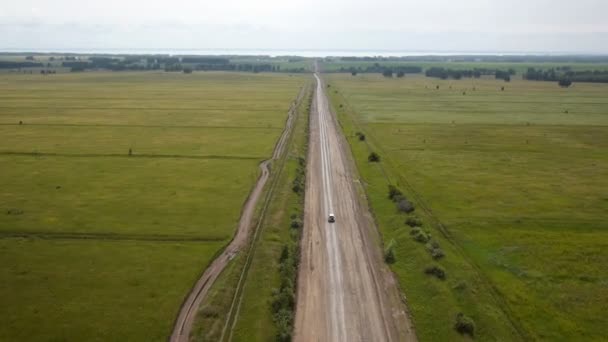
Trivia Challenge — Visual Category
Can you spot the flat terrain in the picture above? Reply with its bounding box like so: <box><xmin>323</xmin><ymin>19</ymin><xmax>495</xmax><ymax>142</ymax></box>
<box><xmin>294</xmin><ymin>74</ymin><xmax>415</xmax><ymax>341</ymax></box>
<box><xmin>328</xmin><ymin>73</ymin><xmax>608</xmax><ymax>340</ymax></box>
<box><xmin>0</xmin><ymin>71</ymin><xmax>305</xmax><ymax>340</ymax></box>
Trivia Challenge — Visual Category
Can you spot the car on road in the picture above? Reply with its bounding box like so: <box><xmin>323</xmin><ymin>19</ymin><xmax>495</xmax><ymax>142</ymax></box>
<box><xmin>328</xmin><ymin>213</ymin><xmax>335</xmax><ymax>223</ymax></box>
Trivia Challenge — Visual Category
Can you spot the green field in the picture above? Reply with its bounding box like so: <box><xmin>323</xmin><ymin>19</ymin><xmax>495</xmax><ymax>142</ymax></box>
<box><xmin>0</xmin><ymin>71</ymin><xmax>306</xmax><ymax>340</ymax></box>
<box><xmin>327</xmin><ymin>73</ymin><xmax>608</xmax><ymax>340</ymax></box>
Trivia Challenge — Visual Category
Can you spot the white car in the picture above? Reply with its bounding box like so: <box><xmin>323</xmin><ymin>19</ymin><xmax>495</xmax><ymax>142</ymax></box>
<box><xmin>328</xmin><ymin>213</ymin><xmax>335</xmax><ymax>223</ymax></box>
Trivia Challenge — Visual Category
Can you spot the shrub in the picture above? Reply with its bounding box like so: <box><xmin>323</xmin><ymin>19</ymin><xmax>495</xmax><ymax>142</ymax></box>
<box><xmin>397</xmin><ymin>198</ymin><xmax>415</xmax><ymax>213</ymax></box>
<box><xmin>384</xmin><ymin>239</ymin><xmax>396</xmax><ymax>264</ymax></box>
<box><xmin>558</xmin><ymin>78</ymin><xmax>572</xmax><ymax>87</ymax></box>
<box><xmin>410</xmin><ymin>227</ymin><xmax>430</xmax><ymax>243</ymax></box>
<box><xmin>424</xmin><ymin>265</ymin><xmax>446</xmax><ymax>280</ymax></box>
<box><xmin>368</xmin><ymin>152</ymin><xmax>380</xmax><ymax>162</ymax></box>
<box><xmin>426</xmin><ymin>242</ymin><xmax>445</xmax><ymax>259</ymax></box>
<box><xmin>290</xmin><ymin>218</ymin><xmax>302</xmax><ymax>229</ymax></box>
<box><xmin>388</xmin><ymin>185</ymin><xmax>403</xmax><ymax>201</ymax></box>
<box><xmin>405</xmin><ymin>216</ymin><xmax>422</xmax><ymax>227</ymax></box>
<box><xmin>200</xmin><ymin>305</ymin><xmax>220</xmax><ymax>318</ymax></box>
<box><xmin>355</xmin><ymin>131</ymin><xmax>366</xmax><ymax>141</ymax></box>
<box><xmin>454</xmin><ymin>312</ymin><xmax>475</xmax><ymax>337</ymax></box>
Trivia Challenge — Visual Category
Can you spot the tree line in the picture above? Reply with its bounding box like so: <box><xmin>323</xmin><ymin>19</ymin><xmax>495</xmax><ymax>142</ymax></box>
<box><xmin>0</xmin><ymin>61</ymin><xmax>43</xmax><ymax>69</ymax></box>
<box><xmin>524</xmin><ymin>67</ymin><xmax>608</xmax><ymax>84</ymax></box>
<box><xmin>425</xmin><ymin>67</ymin><xmax>515</xmax><ymax>81</ymax></box>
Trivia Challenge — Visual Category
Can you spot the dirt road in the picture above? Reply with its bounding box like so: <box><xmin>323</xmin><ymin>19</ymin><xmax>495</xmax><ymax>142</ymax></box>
<box><xmin>294</xmin><ymin>74</ymin><xmax>416</xmax><ymax>342</ymax></box>
<box><xmin>169</xmin><ymin>88</ymin><xmax>303</xmax><ymax>342</ymax></box>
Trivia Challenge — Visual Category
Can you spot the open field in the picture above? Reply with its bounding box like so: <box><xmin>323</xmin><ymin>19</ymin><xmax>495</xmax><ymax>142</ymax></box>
<box><xmin>0</xmin><ymin>71</ymin><xmax>306</xmax><ymax>340</ymax></box>
<box><xmin>327</xmin><ymin>73</ymin><xmax>608</xmax><ymax>340</ymax></box>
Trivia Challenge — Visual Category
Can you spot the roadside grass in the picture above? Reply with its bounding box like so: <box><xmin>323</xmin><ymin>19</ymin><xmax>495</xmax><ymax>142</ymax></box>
<box><xmin>0</xmin><ymin>238</ymin><xmax>223</xmax><ymax>342</ymax></box>
<box><xmin>0</xmin><ymin>71</ymin><xmax>306</xmax><ymax>340</ymax></box>
<box><xmin>327</xmin><ymin>73</ymin><xmax>608</xmax><ymax>340</ymax></box>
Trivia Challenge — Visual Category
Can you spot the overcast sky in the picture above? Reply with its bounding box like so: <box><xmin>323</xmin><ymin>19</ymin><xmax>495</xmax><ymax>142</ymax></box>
<box><xmin>1</xmin><ymin>0</ymin><xmax>608</xmax><ymax>54</ymax></box>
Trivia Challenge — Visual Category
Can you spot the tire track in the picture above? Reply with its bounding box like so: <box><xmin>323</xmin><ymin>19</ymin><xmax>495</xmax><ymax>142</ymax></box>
<box><xmin>169</xmin><ymin>87</ymin><xmax>305</xmax><ymax>342</ymax></box>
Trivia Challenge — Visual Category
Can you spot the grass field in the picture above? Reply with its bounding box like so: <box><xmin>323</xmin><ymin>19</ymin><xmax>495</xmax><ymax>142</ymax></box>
<box><xmin>327</xmin><ymin>73</ymin><xmax>608</xmax><ymax>340</ymax></box>
<box><xmin>0</xmin><ymin>71</ymin><xmax>306</xmax><ymax>340</ymax></box>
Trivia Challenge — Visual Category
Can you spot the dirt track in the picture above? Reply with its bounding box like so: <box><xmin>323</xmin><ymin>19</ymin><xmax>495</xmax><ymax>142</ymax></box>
<box><xmin>169</xmin><ymin>89</ymin><xmax>303</xmax><ymax>342</ymax></box>
<box><xmin>293</xmin><ymin>74</ymin><xmax>417</xmax><ymax>342</ymax></box>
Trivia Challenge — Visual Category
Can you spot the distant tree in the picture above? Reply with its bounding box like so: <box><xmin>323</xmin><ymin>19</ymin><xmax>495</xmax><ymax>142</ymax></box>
<box><xmin>558</xmin><ymin>78</ymin><xmax>572</xmax><ymax>87</ymax></box>
<box><xmin>183</xmin><ymin>67</ymin><xmax>193</xmax><ymax>74</ymax></box>
<box><xmin>396</xmin><ymin>71</ymin><xmax>405</xmax><ymax>78</ymax></box>
<box><xmin>382</xmin><ymin>69</ymin><xmax>393</xmax><ymax>78</ymax></box>
<box><xmin>25</xmin><ymin>56</ymin><xmax>35</xmax><ymax>61</ymax></box>
<box><xmin>351</xmin><ymin>71</ymin><xmax>357</xmax><ymax>76</ymax></box>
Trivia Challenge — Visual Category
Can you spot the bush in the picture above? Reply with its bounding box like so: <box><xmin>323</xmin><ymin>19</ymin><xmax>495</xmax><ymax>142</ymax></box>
<box><xmin>410</xmin><ymin>227</ymin><xmax>430</xmax><ymax>243</ymax></box>
<box><xmin>424</xmin><ymin>265</ymin><xmax>446</xmax><ymax>280</ymax></box>
<box><xmin>384</xmin><ymin>239</ymin><xmax>396</xmax><ymax>264</ymax></box>
<box><xmin>388</xmin><ymin>185</ymin><xmax>403</xmax><ymax>201</ymax></box>
<box><xmin>290</xmin><ymin>218</ymin><xmax>302</xmax><ymax>229</ymax></box>
<box><xmin>358</xmin><ymin>133</ymin><xmax>366</xmax><ymax>141</ymax></box>
<box><xmin>454</xmin><ymin>312</ymin><xmax>475</xmax><ymax>337</ymax></box>
<box><xmin>368</xmin><ymin>152</ymin><xmax>380</xmax><ymax>162</ymax></box>
<box><xmin>427</xmin><ymin>241</ymin><xmax>445</xmax><ymax>259</ymax></box>
<box><xmin>397</xmin><ymin>198</ymin><xmax>415</xmax><ymax>213</ymax></box>
<box><xmin>405</xmin><ymin>216</ymin><xmax>422</xmax><ymax>227</ymax></box>
<box><xmin>558</xmin><ymin>78</ymin><xmax>572</xmax><ymax>87</ymax></box>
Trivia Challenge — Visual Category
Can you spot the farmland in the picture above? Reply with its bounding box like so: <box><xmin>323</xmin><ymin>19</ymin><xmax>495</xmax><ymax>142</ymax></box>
<box><xmin>327</xmin><ymin>73</ymin><xmax>608</xmax><ymax>340</ymax></box>
<box><xmin>0</xmin><ymin>71</ymin><xmax>306</xmax><ymax>341</ymax></box>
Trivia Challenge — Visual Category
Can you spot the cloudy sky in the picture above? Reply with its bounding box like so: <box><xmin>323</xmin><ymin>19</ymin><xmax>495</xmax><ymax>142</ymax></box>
<box><xmin>1</xmin><ymin>0</ymin><xmax>607</xmax><ymax>53</ymax></box>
